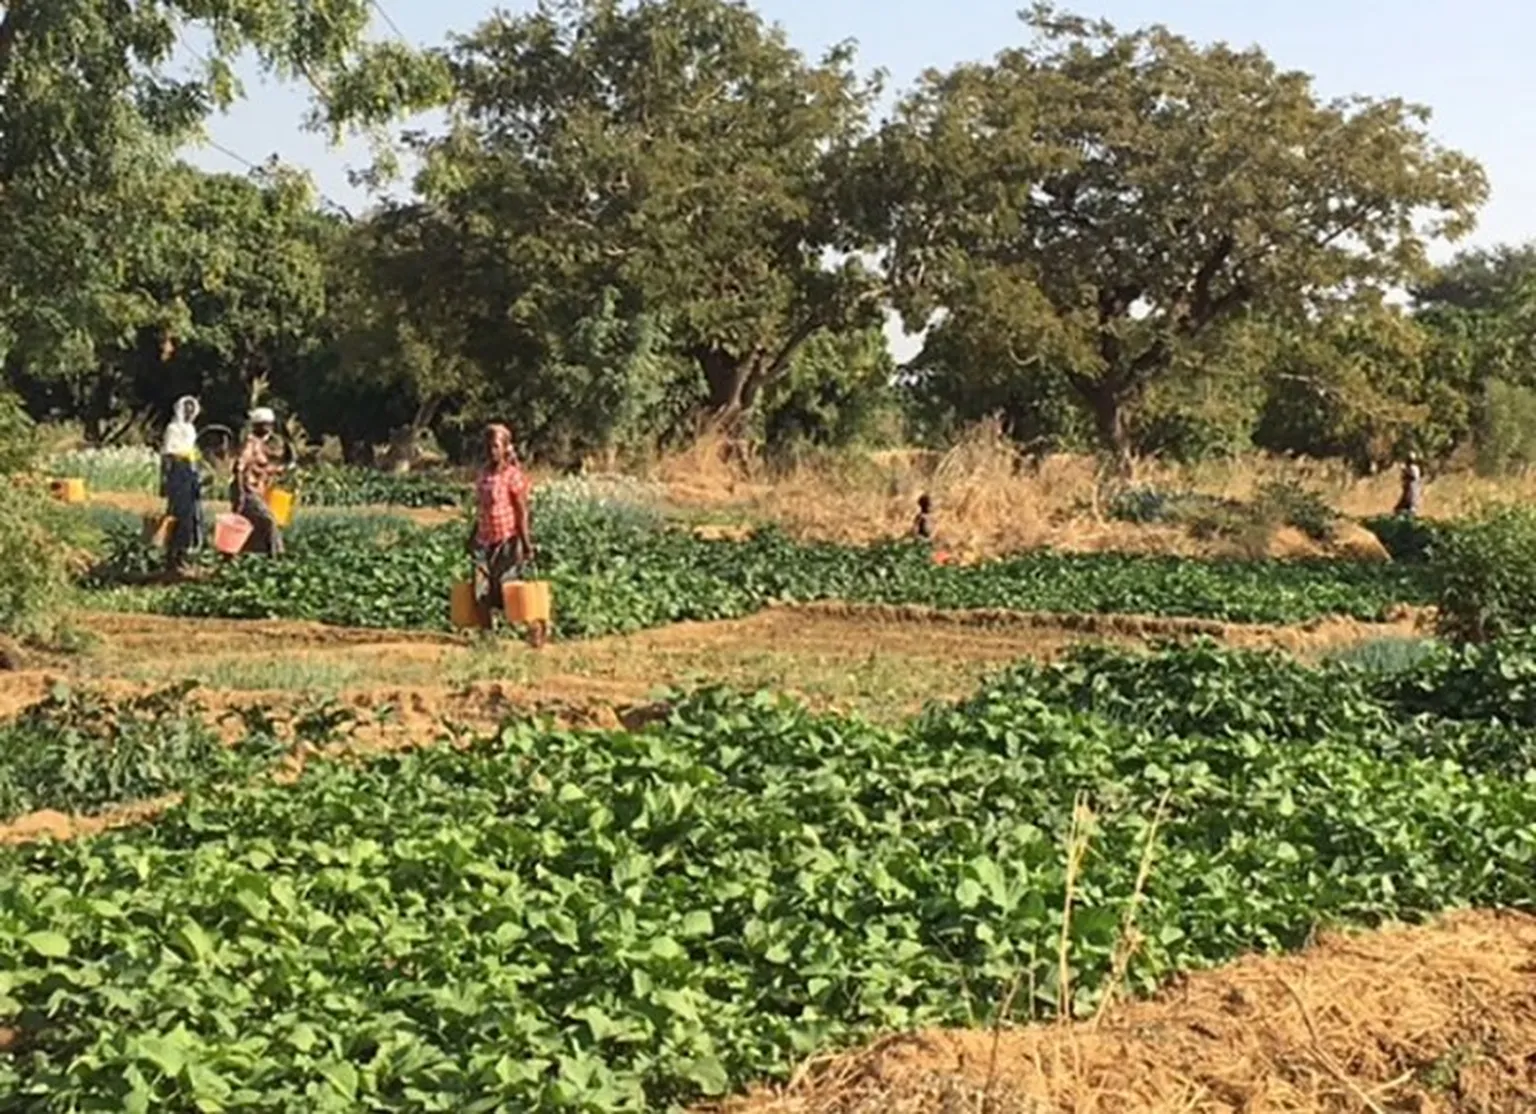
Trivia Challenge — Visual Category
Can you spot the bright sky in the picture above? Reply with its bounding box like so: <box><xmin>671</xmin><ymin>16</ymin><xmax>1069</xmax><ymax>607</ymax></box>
<box><xmin>195</xmin><ymin>0</ymin><xmax>1536</xmax><ymax>253</ymax></box>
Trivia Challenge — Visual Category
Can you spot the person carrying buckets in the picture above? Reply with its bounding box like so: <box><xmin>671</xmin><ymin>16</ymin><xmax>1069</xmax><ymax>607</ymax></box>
<box><xmin>230</xmin><ymin>407</ymin><xmax>284</xmax><ymax>556</ymax></box>
<box><xmin>159</xmin><ymin>396</ymin><xmax>205</xmax><ymax>575</ymax></box>
<box><xmin>465</xmin><ymin>423</ymin><xmax>546</xmax><ymax>647</ymax></box>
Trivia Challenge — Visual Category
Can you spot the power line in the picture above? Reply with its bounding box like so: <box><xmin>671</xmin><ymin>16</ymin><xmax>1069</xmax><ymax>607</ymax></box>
<box><xmin>367</xmin><ymin>0</ymin><xmax>407</xmax><ymax>43</ymax></box>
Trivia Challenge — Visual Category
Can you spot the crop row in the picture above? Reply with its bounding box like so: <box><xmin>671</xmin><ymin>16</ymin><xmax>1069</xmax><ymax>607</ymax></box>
<box><xmin>2</xmin><ymin>639</ymin><xmax>1534</xmax><ymax>1110</ymax></box>
<box><xmin>85</xmin><ymin>498</ymin><xmax>1435</xmax><ymax>634</ymax></box>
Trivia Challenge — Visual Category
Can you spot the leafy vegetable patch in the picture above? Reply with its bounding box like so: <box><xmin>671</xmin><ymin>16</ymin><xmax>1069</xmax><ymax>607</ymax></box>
<box><xmin>89</xmin><ymin>496</ymin><xmax>1434</xmax><ymax>636</ymax></box>
<box><xmin>2</xmin><ymin>643</ymin><xmax>1535</xmax><ymax>1110</ymax></box>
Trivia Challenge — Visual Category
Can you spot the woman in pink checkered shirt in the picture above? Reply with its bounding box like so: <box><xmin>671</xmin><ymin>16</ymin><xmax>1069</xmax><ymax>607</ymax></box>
<box><xmin>467</xmin><ymin>424</ymin><xmax>541</xmax><ymax>642</ymax></box>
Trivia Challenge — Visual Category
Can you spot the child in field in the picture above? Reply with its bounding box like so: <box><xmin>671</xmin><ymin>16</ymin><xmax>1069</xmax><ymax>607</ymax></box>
<box><xmin>913</xmin><ymin>493</ymin><xmax>935</xmax><ymax>542</ymax></box>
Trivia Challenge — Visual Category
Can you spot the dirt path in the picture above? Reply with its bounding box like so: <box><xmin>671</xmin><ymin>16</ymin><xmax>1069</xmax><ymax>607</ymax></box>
<box><xmin>709</xmin><ymin>909</ymin><xmax>1536</xmax><ymax>1114</ymax></box>
<box><xmin>28</xmin><ymin>604</ymin><xmax>1424</xmax><ymax>728</ymax></box>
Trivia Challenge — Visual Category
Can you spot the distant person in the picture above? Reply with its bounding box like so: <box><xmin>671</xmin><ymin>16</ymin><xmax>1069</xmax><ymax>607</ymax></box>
<box><xmin>468</xmin><ymin>423</ymin><xmax>543</xmax><ymax>645</ymax></box>
<box><xmin>232</xmin><ymin>407</ymin><xmax>284</xmax><ymax>555</ymax></box>
<box><xmin>1395</xmin><ymin>452</ymin><xmax>1423</xmax><ymax>518</ymax></box>
<box><xmin>913</xmin><ymin>493</ymin><xmax>935</xmax><ymax>542</ymax></box>
<box><xmin>160</xmin><ymin>396</ymin><xmax>205</xmax><ymax>574</ymax></box>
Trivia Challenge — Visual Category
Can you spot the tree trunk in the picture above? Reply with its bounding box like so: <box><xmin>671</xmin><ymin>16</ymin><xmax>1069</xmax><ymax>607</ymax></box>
<box><xmin>697</xmin><ymin>348</ymin><xmax>759</xmax><ymax>432</ymax></box>
<box><xmin>1084</xmin><ymin>384</ymin><xmax>1135</xmax><ymax>477</ymax></box>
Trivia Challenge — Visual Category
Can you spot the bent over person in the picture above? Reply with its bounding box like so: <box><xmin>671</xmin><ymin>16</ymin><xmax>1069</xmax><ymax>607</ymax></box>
<box><xmin>232</xmin><ymin>407</ymin><xmax>284</xmax><ymax>556</ymax></box>
<box><xmin>468</xmin><ymin>423</ymin><xmax>543</xmax><ymax>644</ymax></box>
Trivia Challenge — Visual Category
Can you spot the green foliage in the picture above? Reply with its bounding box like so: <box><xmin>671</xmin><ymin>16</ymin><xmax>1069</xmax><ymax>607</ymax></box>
<box><xmin>4</xmin><ymin>642</ymin><xmax>1536</xmax><ymax>1108</ymax></box>
<box><xmin>1473</xmin><ymin>379</ymin><xmax>1536</xmax><ymax>475</ymax></box>
<box><xmin>0</xmin><ymin>686</ymin><xmax>283</xmax><ymax>822</ymax></box>
<box><xmin>45</xmin><ymin>447</ymin><xmax>161</xmax><ymax>494</ymax></box>
<box><xmin>294</xmin><ymin>465</ymin><xmax>463</xmax><ymax>509</ymax></box>
<box><xmin>1360</xmin><ymin>514</ymin><xmax>1447</xmax><ymax>563</ymax></box>
<box><xmin>1431</xmin><ymin>504</ymin><xmax>1536</xmax><ymax>642</ymax></box>
<box><xmin>0</xmin><ymin>1</ymin><xmax>441</xmax><ymax>383</ymax></box>
<box><xmin>86</xmin><ymin>496</ymin><xmax>1435</xmax><ymax>635</ymax></box>
<box><xmin>858</xmin><ymin>7</ymin><xmax>1485</xmax><ymax>462</ymax></box>
<box><xmin>0</xmin><ymin>395</ymin><xmax>96</xmax><ymax>643</ymax></box>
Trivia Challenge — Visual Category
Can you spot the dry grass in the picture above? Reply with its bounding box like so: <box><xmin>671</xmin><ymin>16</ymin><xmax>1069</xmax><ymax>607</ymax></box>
<box><xmin>637</xmin><ymin>423</ymin><xmax>1536</xmax><ymax>560</ymax></box>
<box><xmin>709</xmin><ymin>910</ymin><xmax>1536</xmax><ymax>1114</ymax></box>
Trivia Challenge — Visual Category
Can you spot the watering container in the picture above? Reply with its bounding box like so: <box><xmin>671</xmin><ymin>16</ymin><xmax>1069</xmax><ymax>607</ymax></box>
<box><xmin>213</xmin><ymin>514</ymin><xmax>254</xmax><ymax>555</ymax></box>
<box><xmin>502</xmin><ymin>580</ymin><xmax>552</xmax><ymax>625</ymax></box>
<box><xmin>267</xmin><ymin>487</ymin><xmax>295</xmax><ymax>528</ymax></box>
<box><xmin>51</xmin><ymin>478</ymin><xmax>87</xmax><ymax>504</ymax></box>
<box><xmin>450</xmin><ymin>581</ymin><xmax>484</xmax><ymax>630</ymax></box>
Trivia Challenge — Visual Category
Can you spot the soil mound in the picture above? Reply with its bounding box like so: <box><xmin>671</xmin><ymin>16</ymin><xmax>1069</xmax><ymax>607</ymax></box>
<box><xmin>712</xmin><ymin>910</ymin><xmax>1536</xmax><ymax>1113</ymax></box>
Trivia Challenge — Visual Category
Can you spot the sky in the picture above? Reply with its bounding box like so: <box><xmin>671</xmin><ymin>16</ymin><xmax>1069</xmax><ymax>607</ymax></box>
<box><xmin>194</xmin><ymin>0</ymin><xmax>1536</xmax><ymax>254</ymax></box>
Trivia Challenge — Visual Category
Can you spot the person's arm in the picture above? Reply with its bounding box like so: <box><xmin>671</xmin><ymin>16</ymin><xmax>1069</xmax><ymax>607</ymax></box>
<box><xmin>514</xmin><ymin>486</ymin><xmax>534</xmax><ymax>560</ymax></box>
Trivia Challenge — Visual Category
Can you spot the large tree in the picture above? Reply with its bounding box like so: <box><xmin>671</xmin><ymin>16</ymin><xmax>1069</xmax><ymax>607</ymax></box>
<box><xmin>0</xmin><ymin>0</ymin><xmax>444</xmax><ymax>379</ymax></box>
<box><xmin>858</xmin><ymin>5</ymin><xmax>1487</xmax><ymax>465</ymax></box>
<box><xmin>409</xmin><ymin>0</ymin><xmax>884</xmax><ymax>432</ymax></box>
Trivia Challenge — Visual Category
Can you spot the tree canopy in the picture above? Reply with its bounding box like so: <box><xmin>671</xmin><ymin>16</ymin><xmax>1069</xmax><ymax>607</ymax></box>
<box><xmin>857</xmin><ymin>5</ymin><xmax>1487</xmax><ymax>463</ymax></box>
<box><xmin>6</xmin><ymin>0</ymin><xmax>1532</xmax><ymax>474</ymax></box>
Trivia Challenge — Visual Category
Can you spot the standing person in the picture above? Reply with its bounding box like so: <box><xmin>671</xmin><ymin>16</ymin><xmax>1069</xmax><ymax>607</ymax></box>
<box><xmin>468</xmin><ymin>423</ymin><xmax>543</xmax><ymax>645</ymax></box>
<box><xmin>232</xmin><ymin>407</ymin><xmax>284</xmax><ymax>556</ymax></box>
<box><xmin>160</xmin><ymin>396</ymin><xmax>205</xmax><ymax>575</ymax></box>
<box><xmin>1395</xmin><ymin>452</ymin><xmax>1423</xmax><ymax>518</ymax></box>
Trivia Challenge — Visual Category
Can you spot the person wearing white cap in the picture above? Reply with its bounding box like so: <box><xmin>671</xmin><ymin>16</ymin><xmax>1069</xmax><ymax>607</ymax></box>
<box><xmin>160</xmin><ymin>396</ymin><xmax>205</xmax><ymax>573</ymax></box>
<box><xmin>231</xmin><ymin>406</ymin><xmax>284</xmax><ymax>555</ymax></box>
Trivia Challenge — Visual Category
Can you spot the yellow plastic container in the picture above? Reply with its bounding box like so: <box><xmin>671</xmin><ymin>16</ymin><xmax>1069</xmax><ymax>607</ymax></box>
<box><xmin>502</xmin><ymin>580</ymin><xmax>552</xmax><ymax>625</ymax></box>
<box><xmin>51</xmin><ymin>478</ymin><xmax>87</xmax><ymax>504</ymax></box>
<box><xmin>450</xmin><ymin>581</ymin><xmax>485</xmax><ymax>630</ymax></box>
<box><xmin>142</xmin><ymin>514</ymin><xmax>176</xmax><ymax>547</ymax></box>
<box><xmin>267</xmin><ymin>487</ymin><xmax>295</xmax><ymax>528</ymax></box>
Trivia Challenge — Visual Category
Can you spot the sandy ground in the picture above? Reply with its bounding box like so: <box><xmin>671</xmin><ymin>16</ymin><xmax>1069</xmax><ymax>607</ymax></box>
<box><xmin>4</xmin><ymin>604</ymin><xmax>1424</xmax><ymax>728</ymax></box>
<box><xmin>708</xmin><ymin>910</ymin><xmax>1536</xmax><ymax>1114</ymax></box>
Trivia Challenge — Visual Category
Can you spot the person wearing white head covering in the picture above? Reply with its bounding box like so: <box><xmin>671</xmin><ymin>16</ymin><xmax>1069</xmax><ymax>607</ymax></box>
<box><xmin>160</xmin><ymin>396</ymin><xmax>205</xmax><ymax>573</ymax></box>
<box><xmin>231</xmin><ymin>406</ymin><xmax>284</xmax><ymax>555</ymax></box>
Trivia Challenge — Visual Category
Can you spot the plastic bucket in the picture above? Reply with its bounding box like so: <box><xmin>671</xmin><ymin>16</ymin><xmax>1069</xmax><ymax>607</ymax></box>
<box><xmin>267</xmin><ymin>488</ymin><xmax>295</xmax><ymax>528</ymax></box>
<box><xmin>51</xmin><ymin>478</ymin><xmax>87</xmax><ymax>504</ymax></box>
<box><xmin>450</xmin><ymin>580</ymin><xmax>485</xmax><ymax>630</ymax></box>
<box><xmin>213</xmin><ymin>514</ymin><xmax>254</xmax><ymax>555</ymax></box>
<box><xmin>502</xmin><ymin>580</ymin><xmax>552</xmax><ymax>625</ymax></box>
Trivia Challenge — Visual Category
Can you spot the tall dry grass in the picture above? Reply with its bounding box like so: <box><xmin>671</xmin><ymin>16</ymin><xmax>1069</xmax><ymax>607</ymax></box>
<box><xmin>633</xmin><ymin>420</ymin><xmax>1536</xmax><ymax>559</ymax></box>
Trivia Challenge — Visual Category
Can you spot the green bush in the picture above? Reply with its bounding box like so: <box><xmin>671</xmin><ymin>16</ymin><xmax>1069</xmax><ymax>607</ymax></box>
<box><xmin>0</xmin><ymin>394</ymin><xmax>95</xmax><ymax>645</ymax></box>
<box><xmin>1432</xmin><ymin>503</ymin><xmax>1536</xmax><ymax>642</ymax></box>
<box><xmin>1360</xmin><ymin>514</ymin><xmax>1446</xmax><ymax>562</ymax></box>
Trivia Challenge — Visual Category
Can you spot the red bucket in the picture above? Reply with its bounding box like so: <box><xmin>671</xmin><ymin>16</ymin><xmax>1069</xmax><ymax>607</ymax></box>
<box><xmin>213</xmin><ymin>514</ymin><xmax>254</xmax><ymax>555</ymax></box>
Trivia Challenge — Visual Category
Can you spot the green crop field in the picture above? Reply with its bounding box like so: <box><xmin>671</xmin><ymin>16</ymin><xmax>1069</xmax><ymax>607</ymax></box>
<box><xmin>2</xmin><ymin>641</ymin><xmax>1534</xmax><ymax>1110</ymax></box>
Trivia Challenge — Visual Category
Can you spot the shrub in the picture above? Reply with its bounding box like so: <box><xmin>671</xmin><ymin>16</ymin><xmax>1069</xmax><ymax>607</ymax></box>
<box><xmin>0</xmin><ymin>394</ymin><xmax>94</xmax><ymax>645</ymax></box>
<box><xmin>1432</xmin><ymin>503</ymin><xmax>1536</xmax><ymax>642</ymax></box>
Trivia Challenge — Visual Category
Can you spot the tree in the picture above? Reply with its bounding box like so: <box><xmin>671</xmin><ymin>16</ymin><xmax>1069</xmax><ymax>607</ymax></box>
<box><xmin>6</xmin><ymin>164</ymin><xmax>338</xmax><ymax>440</ymax></box>
<box><xmin>1413</xmin><ymin>244</ymin><xmax>1536</xmax><ymax>472</ymax></box>
<box><xmin>858</xmin><ymin>5</ymin><xmax>1486</xmax><ymax>466</ymax></box>
<box><xmin>0</xmin><ymin>0</ymin><xmax>445</xmax><ymax>380</ymax></box>
<box><xmin>410</xmin><ymin>0</ymin><xmax>883</xmax><ymax>432</ymax></box>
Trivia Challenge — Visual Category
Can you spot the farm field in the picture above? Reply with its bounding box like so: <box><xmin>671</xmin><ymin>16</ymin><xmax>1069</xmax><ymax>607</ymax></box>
<box><xmin>5</xmin><ymin>466</ymin><xmax>1536</xmax><ymax>1111</ymax></box>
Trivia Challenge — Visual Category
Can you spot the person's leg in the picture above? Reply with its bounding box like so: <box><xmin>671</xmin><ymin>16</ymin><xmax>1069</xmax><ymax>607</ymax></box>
<box><xmin>240</xmin><ymin>493</ymin><xmax>277</xmax><ymax>555</ymax></box>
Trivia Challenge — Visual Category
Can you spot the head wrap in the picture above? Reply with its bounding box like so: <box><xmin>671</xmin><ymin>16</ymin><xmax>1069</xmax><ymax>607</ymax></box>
<box><xmin>249</xmin><ymin>407</ymin><xmax>276</xmax><ymax>426</ymax></box>
<box><xmin>175</xmin><ymin>396</ymin><xmax>200</xmax><ymax>424</ymax></box>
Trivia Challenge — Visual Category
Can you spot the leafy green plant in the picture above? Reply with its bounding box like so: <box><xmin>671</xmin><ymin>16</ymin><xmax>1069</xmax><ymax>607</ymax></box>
<box><xmin>0</xmin><ymin>395</ymin><xmax>99</xmax><ymax>644</ymax></box>
<box><xmin>85</xmin><ymin>494</ymin><xmax>1435</xmax><ymax>637</ymax></box>
<box><xmin>45</xmin><ymin>446</ymin><xmax>160</xmax><ymax>494</ymax></box>
<box><xmin>2</xmin><ymin>646</ymin><xmax>1535</xmax><ymax>1110</ymax></box>
<box><xmin>0</xmin><ymin>685</ymin><xmax>284</xmax><ymax>821</ymax></box>
<box><xmin>1431</xmin><ymin>503</ymin><xmax>1536</xmax><ymax>642</ymax></box>
<box><xmin>1254</xmin><ymin>480</ymin><xmax>1337</xmax><ymax>542</ymax></box>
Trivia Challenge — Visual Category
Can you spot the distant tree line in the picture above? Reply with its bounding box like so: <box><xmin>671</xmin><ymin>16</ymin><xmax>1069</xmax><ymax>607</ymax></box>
<box><xmin>3</xmin><ymin>0</ymin><xmax>1533</xmax><ymax>472</ymax></box>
